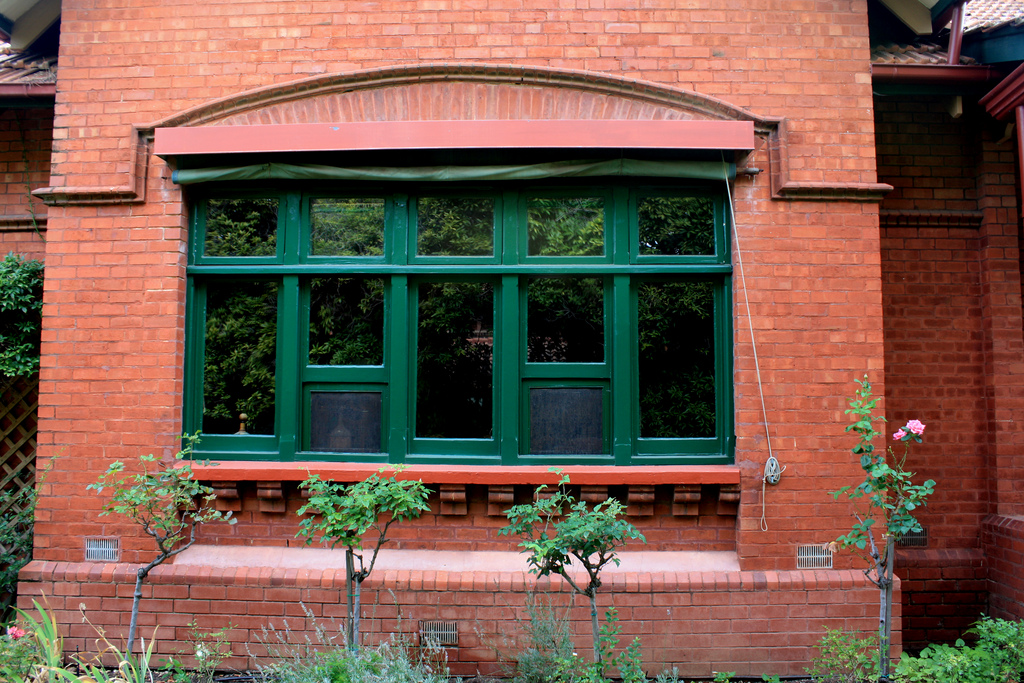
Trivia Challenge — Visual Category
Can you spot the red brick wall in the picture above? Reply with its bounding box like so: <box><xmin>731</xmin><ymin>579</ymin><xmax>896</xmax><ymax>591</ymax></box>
<box><xmin>876</xmin><ymin>96</ymin><xmax>989</xmax><ymax>548</ymax></box>
<box><xmin>876</xmin><ymin>96</ymin><xmax>1024</xmax><ymax>646</ymax></box>
<box><xmin>20</xmin><ymin>562</ymin><xmax>893</xmax><ymax>679</ymax></box>
<box><xmin>983</xmin><ymin>515</ymin><xmax>1024</xmax><ymax>621</ymax></box>
<box><xmin>26</xmin><ymin>0</ymin><xmax>895</xmax><ymax>671</ymax></box>
<box><xmin>0</xmin><ymin>106</ymin><xmax>52</xmax><ymax>261</ymax></box>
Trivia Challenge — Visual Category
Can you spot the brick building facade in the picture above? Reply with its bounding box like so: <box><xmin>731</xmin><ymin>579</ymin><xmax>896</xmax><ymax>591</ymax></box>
<box><xmin>2</xmin><ymin>0</ymin><xmax>1024</xmax><ymax>677</ymax></box>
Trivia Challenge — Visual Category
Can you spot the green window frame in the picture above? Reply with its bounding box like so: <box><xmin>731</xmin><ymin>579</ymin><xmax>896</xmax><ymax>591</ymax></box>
<box><xmin>184</xmin><ymin>181</ymin><xmax>734</xmax><ymax>465</ymax></box>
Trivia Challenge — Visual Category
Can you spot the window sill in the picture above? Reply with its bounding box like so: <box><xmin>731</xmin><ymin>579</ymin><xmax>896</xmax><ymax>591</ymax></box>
<box><xmin>189</xmin><ymin>461</ymin><xmax>740</xmax><ymax>486</ymax></box>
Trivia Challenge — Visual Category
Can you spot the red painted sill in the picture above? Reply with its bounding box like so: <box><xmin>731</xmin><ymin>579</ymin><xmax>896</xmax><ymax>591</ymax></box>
<box><xmin>189</xmin><ymin>462</ymin><xmax>740</xmax><ymax>486</ymax></box>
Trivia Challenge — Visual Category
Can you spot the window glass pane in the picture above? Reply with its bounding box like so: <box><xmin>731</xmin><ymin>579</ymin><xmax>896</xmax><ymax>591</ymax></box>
<box><xmin>310</xmin><ymin>392</ymin><xmax>382</xmax><ymax>452</ymax></box>
<box><xmin>638</xmin><ymin>196</ymin><xmax>714</xmax><ymax>256</ymax></box>
<box><xmin>416</xmin><ymin>282</ymin><xmax>493</xmax><ymax>438</ymax></box>
<box><xmin>527</xmin><ymin>197</ymin><xmax>604</xmax><ymax>256</ymax></box>
<box><xmin>308</xmin><ymin>277</ymin><xmax>384</xmax><ymax>366</ymax></box>
<box><xmin>311</xmin><ymin>198</ymin><xmax>385</xmax><ymax>257</ymax></box>
<box><xmin>527</xmin><ymin>277</ymin><xmax>604</xmax><ymax>363</ymax></box>
<box><xmin>417</xmin><ymin>197</ymin><xmax>494</xmax><ymax>256</ymax></box>
<box><xmin>203</xmin><ymin>281</ymin><xmax>277</xmax><ymax>435</ymax></box>
<box><xmin>529</xmin><ymin>387</ymin><xmax>604</xmax><ymax>454</ymax></box>
<box><xmin>205</xmin><ymin>198</ymin><xmax>278</xmax><ymax>257</ymax></box>
<box><xmin>638</xmin><ymin>281</ymin><xmax>716</xmax><ymax>437</ymax></box>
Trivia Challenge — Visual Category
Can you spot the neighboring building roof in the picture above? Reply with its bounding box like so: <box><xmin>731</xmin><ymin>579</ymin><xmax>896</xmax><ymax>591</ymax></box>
<box><xmin>964</xmin><ymin>0</ymin><xmax>1024</xmax><ymax>34</ymax></box>
<box><xmin>0</xmin><ymin>47</ymin><xmax>53</xmax><ymax>84</ymax></box>
<box><xmin>872</xmin><ymin>41</ymin><xmax>979</xmax><ymax>63</ymax></box>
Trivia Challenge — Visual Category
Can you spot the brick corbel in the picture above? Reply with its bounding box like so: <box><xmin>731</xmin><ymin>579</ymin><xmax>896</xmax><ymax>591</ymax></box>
<box><xmin>487</xmin><ymin>485</ymin><xmax>515</xmax><ymax>516</ymax></box>
<box><xmin>580</xmin><ymin>485</ymin><xmax>608</xmax><ymax>505</ymax></box>
<box><xmin>440</xmin><ymin>484</ymin><xmax>468</xmax><ymax>516</ymax></box>
<box><xmin>33</xmin><ymin>127</ymin><xmax>151</xmax><ymax>206</ymax></box>
<box><xmin>211</xmin><ymin>481</ymin><xmax>242</xmax><ymax>513</ymax></box>
<box><xmin>717</xmin><ymin>484</ymin><xmax>741</xmax><ymax>516</ymax></box>
<box><xmin>672</xmin><ymin>484</ymin><xmax>702</xmax><ymax>517</ymax></box>
<box><xmin>768</xmin><ymin>119</ymin><xmax>892</xmax><ymax>202</ymax></box>
<box><xmin>256</xmin><ymin>481</ymin><xmax>286</xmax><ymax>514</ymax></box>
<box><xmin>627</xmin><ymin>485</ymin><xmax>655</xmax><ymax>517</ymax></box>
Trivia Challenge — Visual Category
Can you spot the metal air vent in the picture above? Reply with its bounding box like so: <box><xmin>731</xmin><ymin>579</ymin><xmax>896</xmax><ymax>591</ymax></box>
<box><xmin>898</xmin><ymin>528</ymin><xmax>928</xmax><ymax>548</ymax></box>
<box><xmin>796</xmin><ymin>544</ymin><xmax>833</xmax><ymax>569</ymax></box>
<box><xmin>85</xmin><ymin>537</ymin><xmax>120</xmax><ymax>562</ymax></box>
<box><xmin>419</xmin><ymin>620</ymin><xmax>459</xmax><ymax>647</ymax></box>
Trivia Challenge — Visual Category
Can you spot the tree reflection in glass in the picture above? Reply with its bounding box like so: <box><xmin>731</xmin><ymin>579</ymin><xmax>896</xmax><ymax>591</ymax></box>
<box><xmin>527</xmin><ymin>197</ymin><xmax>604</xmax><ymax>256</ymax></box>
<box><xmin>205</xmin><ymin>198</ymin><xmax>278</xmax><ymax>257</ymax></box>
<box><xmin>638</xmin><ymin>196</ymin><xmax>714</xmax><ymax>256</ymax></box>
<box><xmin>638</xmin><ymin>281</ymin><xmax>716</xmax><ymax>438</ymax></box>
<box><xmin>308</xmin><ymin>277</ymin><xmax>384</xmax><ymax>366</ymax></box>
<box><xmin>527</xmin><ymin>277</ymin><xmax>604</xmax><ymax>363</ymax></box>
<box><xmin>203</xmin><ymin>281</ymin><xmax>277</xmax><ymax>434</ymax></box>
<box><xmin>416</xmin><ymin>281</ymin><xmax>493</xmax><ymax>439</ymax></box>
<box><xmin>311</xmin><ymin>198</ymin><xmax>385</xmax><ymax>257</ymax></box>
<box><xmin>417</xmin><ymin>197</ymin><xmax>494</xmax><ymax>257</ymax></box>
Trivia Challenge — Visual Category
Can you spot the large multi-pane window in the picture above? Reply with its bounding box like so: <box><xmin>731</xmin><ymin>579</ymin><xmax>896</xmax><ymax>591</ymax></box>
<box><xmin>184</xmin><ymin>182</ymin><xmax>733</xmax><ymax>464</ymax></box>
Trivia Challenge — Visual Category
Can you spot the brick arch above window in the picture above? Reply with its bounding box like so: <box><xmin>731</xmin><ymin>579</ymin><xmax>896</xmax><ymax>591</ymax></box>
<box><xmin>148</xmin><ymin>63</ymin><xmax>780</xmax><ymax>133</ymax></box>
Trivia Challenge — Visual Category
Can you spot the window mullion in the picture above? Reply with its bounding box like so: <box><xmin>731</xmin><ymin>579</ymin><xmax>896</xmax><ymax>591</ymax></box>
<box><xmin>388</xmin><ymin>274</ymin><xmax>409</xmax><ymax>462</ymax></box>
<box><xmin>498</xmin><ymin>274</ymin><xmax>519</xmax><ymax>465</ymax></box>
<box><xmin>277</xmin><ymin>274</ymin><xmax>301</xmax><ymax>461</ymax></box>
<box><xmin>611</xmin><ymin>274</ymin><xmax>632</xmax><ymax>465</ymax></box>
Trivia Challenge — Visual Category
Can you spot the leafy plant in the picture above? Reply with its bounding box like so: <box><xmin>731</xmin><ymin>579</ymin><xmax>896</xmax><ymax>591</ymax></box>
<box><xmin>87</xmin><ymin>433</ymin><xmax>236</xmax><ymax>656</ymax></box>
<box><xmin>174</xmin><ymin>619</ymin><xmax>234</xmax><ymax>683</ymax></box>
<box><xmin>894</xmin><ymin>616</ymin><xmax>1024</xmax><ymax>683</ymax></box>
<box><xmin>0</xmin><ymin>252</ymin><xmax>44</xmax><ymax>382</ymax></box>
<box><xmin>0</xmin><ymin>486</ymin><xmax>36</xmax><ymax>615</ymax></box>
<box><xmin>250</xmin><ymin>604</ymin><xmax>451</xmax><ymax>683</ymax></box>
<box><xmin>501</xmin><ymin>471</ymin><xmax>645</xmax><ymax>672</ymax></box>
<box><xmin>0</xmin><ymin>599</ymin><xmax>64</xmax><ymax>682</ymax></box>
<box><xmin>806</xmin><ymin>629</ymin><xmax>879</xmax><ymax>683</ymax></box>
<box><xmin>829</xmin><ymin>377</ymin><xmax>935</xmax><ymax>681</ymax></box>
<box><xmin>488</xmin><ymin>591</ymin><xmax>575</xmax><ymax>683</ymax></box>
<box><xmin>52</xmin><ymin>607</ymin><xmax>160</xmax><ymax>683</ymax></box>
<box><xmin>297</xmin><ymin>467</ymin><xmax>431</xmax><ymax>650</ymax></box>
<box><xmin>549</xmin><ymin>607</ymin><xmax>643</xmax><ymax>683</ymax></box>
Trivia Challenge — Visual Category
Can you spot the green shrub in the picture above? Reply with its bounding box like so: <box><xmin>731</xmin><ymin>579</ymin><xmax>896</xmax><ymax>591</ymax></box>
<box><xmin>806</xmin><ymin>629</ymin><xmax>879</xmax><ymax>683</ymax></box>
<box><xmin>895</xmin><ymin>616</ymin><xmax>1024</xmax><ymax>683</ymax></box>
<box><xmin>0</xmin><ymin>252</ymin><xmax>43</xmax><ymax>381</ymax></box>
<box><xmin>251</xmin><ymin>605</ymin><xmax>451</xmax><ymax>683</ymax></box>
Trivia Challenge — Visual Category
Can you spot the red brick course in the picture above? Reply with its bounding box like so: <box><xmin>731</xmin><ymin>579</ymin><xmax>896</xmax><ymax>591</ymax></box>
<box><xmin>20</xmin><ymin>561</ymin><xmax>894</xmax><ymax>678</ymax></box>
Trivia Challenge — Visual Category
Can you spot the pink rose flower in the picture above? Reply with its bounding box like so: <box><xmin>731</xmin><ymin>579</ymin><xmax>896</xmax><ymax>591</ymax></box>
<box><xmin>906</xmin><ymin>420</ymin><xmax>925</xmax><ymax>435</ymax></box>
<box><xmin>6</xmin><ymin>626</ymin><xmax>26</xmax><ymax>640</ymax></box>
<box><xmin>893</xmin><ymin>428</ymin><xmax>907</xmax><ymax>440</ymax></box>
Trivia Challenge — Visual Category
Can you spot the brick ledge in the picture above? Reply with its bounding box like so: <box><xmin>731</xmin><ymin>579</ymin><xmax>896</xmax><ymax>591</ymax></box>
<box><xmin>190</xmin><ymin>462</ymin><xmax>740</xmax><ymax>486</ymax></box>
<box><xmin>20</xmin><ymin>559</ymin><xmax>876</xmax><ymax>592</ymax></box>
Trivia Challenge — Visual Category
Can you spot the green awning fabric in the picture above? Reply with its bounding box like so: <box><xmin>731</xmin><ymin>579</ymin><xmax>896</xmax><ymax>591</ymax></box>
<box><xmin>172</xmin><ymin>159</ymin><xmax>734</xmax><ymax>184</ymax></box>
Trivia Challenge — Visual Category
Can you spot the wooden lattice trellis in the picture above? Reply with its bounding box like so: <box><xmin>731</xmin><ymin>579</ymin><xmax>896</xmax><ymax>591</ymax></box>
<box><xmin>0</xmin><ymin>374</ymin><xmax>38</xmax><ymax>611</ymax></box>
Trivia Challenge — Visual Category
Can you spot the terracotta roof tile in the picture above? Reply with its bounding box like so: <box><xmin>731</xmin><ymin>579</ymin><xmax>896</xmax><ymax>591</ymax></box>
<box><xmin>963</xmin><ymin>0</ymin><xmax>1024</xmax><ymax>33</ymax></box>
<box><xmin>0</xmin><ymin>47</ymin><xmax>56</xmax><ymax>85</ymax></box>
<box><xmin>871</xmin><ymin>42</ymin><xmax>978</xmax><ymax>64</ymax></box>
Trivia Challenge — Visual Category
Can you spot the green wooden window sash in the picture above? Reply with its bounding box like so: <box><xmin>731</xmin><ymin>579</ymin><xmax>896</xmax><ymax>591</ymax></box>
<box><xmin>184</xmin><ymin>183</ymin><xmax>733</xmax><ymax>465</ymax></box>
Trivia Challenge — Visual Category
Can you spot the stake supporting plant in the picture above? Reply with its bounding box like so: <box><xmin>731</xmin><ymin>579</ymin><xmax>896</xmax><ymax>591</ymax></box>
<box><xmin>501</xmin><ymin>470</ymin><xmax>645</xmax><ymax>673</ymax></box>
<box><xmin>88</xmin><ymin>433</ymin><xmax>235</xmax><ymax>657</ymax></box>
<box><xmin>830</xmin><ymin>377</ymin><xmax>935</xmax><ymax>683</ymax></box>
<box><xmin>297</xmin><ymin>467</ymin><xmax>430</xmax><ymax>650</ymax></box>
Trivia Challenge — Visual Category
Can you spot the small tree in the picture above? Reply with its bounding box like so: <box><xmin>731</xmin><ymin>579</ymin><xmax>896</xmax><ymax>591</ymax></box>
<box><xmin>500</xmin><ymin>472</ymin><xmax>645</xmax><ymax>672</ymax></box>
<box><xmin>296</xmin><ymin>468</ymin><xmax>431</xmax><ymax>650</ymax></box>
<box><xmin>88</xmin><ymin>433</ymin><xmax>235</xmax><ymax>656</ymax></box>
<box><xmin>830</xmin><ymin>377</ymin><xmax>935</xmax><ymax>683</ymax></box>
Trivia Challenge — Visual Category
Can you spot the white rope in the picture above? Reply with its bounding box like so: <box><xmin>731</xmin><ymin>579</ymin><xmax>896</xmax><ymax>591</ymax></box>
<box><xmin>722</xmin><ymin>164</ymin><xmax>782</xmax><ymax>532</ymax></box>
